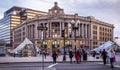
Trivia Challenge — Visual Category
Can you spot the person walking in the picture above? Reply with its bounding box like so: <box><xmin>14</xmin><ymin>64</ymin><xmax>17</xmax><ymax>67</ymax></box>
<box><xmin>82</xmin><ymin>49</ymin><xmax>87</xmax><ymax>61</ymax></box>
<box><xmin>52</xmin><ymin>51</ymin><xmax>57</xmax><ymax>63</ymax></box>
<box><xmin>101</xmin><ymin>49</ymin><xmax>107</xmax><ymax>65</ymax></box>
<box><xmin>107</xmin><ymin>49</ymin><xmax>115</xmax><ymax>69</ymax></box>
<box><xmin>75</xmin><ymin>50</ymin><xmax>81</xmax><ymax>63</ymax></box>
<box><xmin>92</xmin><ymin>51</ymin><xmax>96</xmax><ymax>58</ymax></box>
<box><xmin>69</xmin><ymin>49</ymin><xmax>74</xmax><ymax>63</ymax></box>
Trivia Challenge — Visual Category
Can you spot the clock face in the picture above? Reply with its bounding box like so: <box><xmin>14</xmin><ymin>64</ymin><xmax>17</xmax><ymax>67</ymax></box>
<box><xmin>54</xmin><ymin>10</ymin><xmax>57</xmax><ymax>13</ymax></box>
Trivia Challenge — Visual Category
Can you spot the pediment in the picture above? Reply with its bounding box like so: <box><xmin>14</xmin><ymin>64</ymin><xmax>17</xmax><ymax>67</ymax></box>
<box><xmin>49</xmin><ymin>15</ymin><xmax>63</xmax><ymax>20</ymax></box>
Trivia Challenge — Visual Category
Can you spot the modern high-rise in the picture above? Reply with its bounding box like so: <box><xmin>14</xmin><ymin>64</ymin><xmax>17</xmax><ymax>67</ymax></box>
<box><xmin>0</xmin><ymin>6</ymin><xmax>47</xmax><ymax>51</ymax></box>
<box><xmin>13</xmin><ymin>2</ymin><xmax>114</xmax><ymax>53</ymax></box>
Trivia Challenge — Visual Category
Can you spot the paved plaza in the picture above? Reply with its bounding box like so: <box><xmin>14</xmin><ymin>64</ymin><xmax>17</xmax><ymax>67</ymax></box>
<box><xmin>0</xmin><ymin>54</ymin><xmax>120</xmax><ymax>70</ymax></box>
<box><xmin>0</xmin><ymin>54</ymin><xmax>103</xmax><ymax>63</ymax></box>
<box><xmin>0</xmin><ymin>54</ymin><xmax>120</xmax><ymax>65</ymax></box>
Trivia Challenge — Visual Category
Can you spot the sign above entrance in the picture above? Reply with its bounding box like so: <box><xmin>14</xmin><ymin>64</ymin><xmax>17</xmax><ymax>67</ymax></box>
<box><xmin>37</xmin><ymin>27</ymin><xmax>47</xmax><ymax>30</ymax></box>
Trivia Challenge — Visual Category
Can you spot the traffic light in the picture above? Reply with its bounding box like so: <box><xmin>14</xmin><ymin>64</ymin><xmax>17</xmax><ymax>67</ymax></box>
<box><xmin>61</xmin><ymin>30</ymin><xmax>64</xmax><ymax>37</ymax></box>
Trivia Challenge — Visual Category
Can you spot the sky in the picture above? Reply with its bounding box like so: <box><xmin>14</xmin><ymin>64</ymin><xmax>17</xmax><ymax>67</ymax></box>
<box><xmin>0</xmin><ymin>0</ymin><xmax>120</xmax><ymax>37</ymax></box>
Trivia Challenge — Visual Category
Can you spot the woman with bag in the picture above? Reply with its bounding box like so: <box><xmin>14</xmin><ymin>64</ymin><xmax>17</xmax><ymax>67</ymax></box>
<box><xmin>107</xmin><ymin>49</ymin><xmax>115</xmax><ymax>69</ymax></box>
<box><xmin>75</xmin><ymin>49</ymin><xmax>81</xmax><ymax>63</ymax></box>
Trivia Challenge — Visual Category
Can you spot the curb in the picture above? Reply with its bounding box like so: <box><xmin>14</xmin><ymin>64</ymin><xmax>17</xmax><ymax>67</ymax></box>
<box><xmin>0</xmin><ymin>60</ymin><xmax>102</xmax><ymax>64</ymax></box>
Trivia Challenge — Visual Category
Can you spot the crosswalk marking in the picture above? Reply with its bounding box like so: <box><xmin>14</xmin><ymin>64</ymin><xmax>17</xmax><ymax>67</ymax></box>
<box><xmin>47</xmin><ymin>63</ymin><xmax>58</xmax><ymax>68</ymax></box>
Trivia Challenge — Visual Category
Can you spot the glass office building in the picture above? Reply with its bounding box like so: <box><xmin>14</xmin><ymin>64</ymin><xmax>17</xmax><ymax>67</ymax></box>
<box><xmin>0</xmin><ymin>6</ymin><xmax>47</xmax><ymax>51</ymax></box>
<box><xmin>0</xmin><ymin>16</ymin><xmax>10</xmax><ymax>44</ymax></box>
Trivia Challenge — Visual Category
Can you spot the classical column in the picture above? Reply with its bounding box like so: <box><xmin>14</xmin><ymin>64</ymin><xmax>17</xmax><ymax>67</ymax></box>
<box><xmin>85</xmin><ymin>24</ymin><xmax>87</xmax><ymax>38</ymax></box>
<box><xmin>84</xmin><ymin>24</ymin><xmax>86</xmax><ymax>38</ymax></box>
<box><xmin>88</xmin><ymin>24</ymin><xmax>91</xmax><ymax>49</ymax></box>
<box><xmin>80</xmin><ymin>24</ymin><xmax>82</xmax><ymax>38</ymax></box>
<box><xmin>68</xmin><ymin>22</ymin><xmax>71</xmax><ymax>37</ymax></box>
<box><xmin>67</xmin><ymin>22</ymin><xmax>69</xmax><ymax>37</ymax></box>
<box><xmin>62</xmin><ymin>22</ymin><xmax>64</xmax><ymax>30</ymax></box>
<box><xmin>82</xmin><ymin>24</ymin><xmax>84</xmax><ymax>38</ymax></box>
<box><xmin>84</xmin><ymin>24</ymin><xmax>86</xmax><ymax>39</ymax></box>
<box><xmin>49</xmin><ymin>22</ymin><xmax>52</xmax><ymax>38</ymax></box>
<box><xmin>78</xmin><ymin>23</ymin><xmax>80</xmax><ymax>37</ymax></box>
<box><xmin>30</xmin><ymin>25</ymin><xmax>32</xmax><ymax>39</ymax></box>
<box><xmin>28</xmin><ymin>25</ymin><xmax>30</xmax><ymax>39</ymax></box>
<box><xmin>32</xmin><ymin>24</ymin><xmax>35</xmax><ymax>38</ymax></box>
<box><xmin>31</xmin><ymin>25</ymin><xmax>33</xmax><ymax>39</ymax></box>
<box><xmin>60</xmin><ymin>22</ymin><xmax>62</xmax><ymax>37</ymax></box>
<box><xmin>34</xmin><ymin>23</ymin><xmax>38</xmax><ymax>39</ymax></box>
<box><xmin>48</xmin><ymin>22</ymin><xmax>50</xmax><ymax>38</ymax></box>
<box><xmin>31</xmin><ymin>25</ymin><xmax>32</xmax><ymax>39</ymax></box>
<box><xmin>87</xmin><ymin>24</ymin><xmax>89</xmax><ymax>38</ymax></box>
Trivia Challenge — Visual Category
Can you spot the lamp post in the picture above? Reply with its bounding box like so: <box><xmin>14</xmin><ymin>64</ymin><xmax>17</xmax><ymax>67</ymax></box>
<box><xmin>71</xmin><ymin>20</ymin><xmax>80</xmax><ymax>53</ymax></box>
<box><xmin>61</xmin><ymin>29</ymin><xmax>66</xmax><ymax>61</ymax></box>
<box><xmin>37</xmin><ymin>23</ymin><xmax>47</xmax><ymax>70</ymax></box>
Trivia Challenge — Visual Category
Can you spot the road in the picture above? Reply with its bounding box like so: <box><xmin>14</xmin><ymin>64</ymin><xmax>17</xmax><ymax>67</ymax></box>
<box><xmin>54</xmin><ymin>62</ymin><xmax>120</xmax><ymax>70</ymax></box>
<box><xmin>0</xmin><ymin>62</ymin><xmax>120</xmax><ymax>70</ymax></box>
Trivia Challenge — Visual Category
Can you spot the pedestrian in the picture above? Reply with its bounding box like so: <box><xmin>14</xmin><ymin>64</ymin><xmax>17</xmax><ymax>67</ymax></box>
<box><xmin>69</xmin><ymin>49</ymin><xmax>74</xmax><ymax>63</ymax></box>
<box><xmin>75</xmin><ymin>49</ymin><xmax>81</xmax><ymax>63</ymax></box>
<box><xmin>107</xmin><ymin>49</ymin><xmax>115</xmax><ymax>69</ymax></box>
<box><xmin>79</xmin><ymin>48</ymin><xmax>82</xmax><ymax>62</ymax></box>
<box><xmin>13</xmin><ymin>53</ymin><xmax>15</xmax><ymax>57</ymax></box>
<box><xmin>92</xmin><ymin>51</ymin><xmax>96</xmax><ymax>58</ymax></box>
<box><xmin>101</xmin><ymin>49</ymin><xmax>107</xmax><ymax>65</ymax></box>
<box><xmin>52</xmin><ymin>51</ymin><xmax>57</xmax><ymax>63</ymax></box>
<box><xmin>82</xmin><ymin>49</ymin><xmax>87</xmax><ymax>61</ymax></box>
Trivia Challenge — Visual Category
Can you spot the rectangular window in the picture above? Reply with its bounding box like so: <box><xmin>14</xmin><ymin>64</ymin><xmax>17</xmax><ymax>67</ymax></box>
<box><xmin>93</xmin><ymin>31</ymin><xmax>97</xmax><ymax>34</ymax></box>
<box><xmin>93</xmin><ymin>36</ymin><xmax>97</xmax><ymax>40</ymax></box>
<box><xmin>11</xmin><ymin>16</ymin><xmax>20</xmax><ymax>19</ymax></box>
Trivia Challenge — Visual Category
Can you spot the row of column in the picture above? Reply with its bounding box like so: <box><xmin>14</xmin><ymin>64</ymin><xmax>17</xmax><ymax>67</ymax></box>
<box><xmin>27</xmin><ymin>24</ymin><xmax>35</xmax><ymax>39</ymax></box>
<box><xmin>78</xmin><ymin>24</ymin><xmax>90</xmax><ymax>39</ymax></box>
<box><xmin>37</xmin><ymin>22</ymin><xmax>91</xmax><ymax>50</ymax></box>
<box><xmin>47</xmin><ymin>22</ymin><xmax>63</xmax><ymax>38</ymax></box>
<box><xmin>38</xmin><ymin>22</ymin><xmax>90</xmax><ymax>39</ymax></box>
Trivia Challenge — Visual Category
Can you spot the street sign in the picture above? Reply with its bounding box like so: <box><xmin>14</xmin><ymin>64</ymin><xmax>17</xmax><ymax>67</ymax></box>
<box><xmin>37</xmin><ymin>26</ymin><xmax>47</xmax><ymax>30</ymax></box>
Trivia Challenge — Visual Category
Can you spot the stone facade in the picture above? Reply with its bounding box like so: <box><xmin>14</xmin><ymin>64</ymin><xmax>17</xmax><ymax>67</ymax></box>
<box><xmin>13</xmin><ymin>2</ymin><xmax>114</xmax><ymax>53</ymax></box>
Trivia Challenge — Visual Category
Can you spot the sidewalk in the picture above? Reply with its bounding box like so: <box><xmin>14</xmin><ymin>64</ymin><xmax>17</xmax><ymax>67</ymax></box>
<box><xmin>0</xmin><ymin>55</ymin><xmax>102</xmax><ymax>63</ymax></box>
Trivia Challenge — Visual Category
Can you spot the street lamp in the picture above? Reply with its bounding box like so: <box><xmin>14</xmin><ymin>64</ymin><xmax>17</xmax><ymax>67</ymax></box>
<box><xmin>61</xmin><ymin>29</ymin><xmax>66</xmax><ymax>61</ymax></box>
<box><xmin>37</xmin><ymin>23</ymin><xmax>47</xmax><ymax>70</ymax></box>
<box><xmin>71</xmin><ymin>20</ymin><xmax>80</xmax><ymax>53</ymax></box>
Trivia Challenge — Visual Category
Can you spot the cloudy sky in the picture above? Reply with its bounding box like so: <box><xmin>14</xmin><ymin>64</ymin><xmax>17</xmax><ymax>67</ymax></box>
<box><xmin>0</xmin><ymin>0</ymin><xmax>120</xmax><ymax>37</ymax></box>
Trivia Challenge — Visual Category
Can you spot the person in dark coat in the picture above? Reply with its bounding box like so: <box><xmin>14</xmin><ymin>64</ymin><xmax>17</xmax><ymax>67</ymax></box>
<box><xmin>69</xmin><ymin>49</ymin><xmax>74</xmax><ymax>63</ymax></box>
<box><xmin>92</xmin><ymin>51</ymin><xmax>96</xmax><ymax>58</ymax></box>
<box><xmin>82</xmin><ymin>49</ymin><xmax>87</xmax><ymax>61</ymax></box>
<box><xmin>43</xmin><ymin>50</ymin><xmax>47</xmax><ymax>59</ymax></box>
<box><xmin>75</xmin><ymin>50</ymin><xmax>81</xmax><ymax>63</ymax></box>
<box><xmin>101</xmin><ymin>49</ymin><xmax>107</xmax><ymax>65</ymax></box>
<box><xmin>52</xmin><ymin>51</ymin><xmax>57</xmax><ymax>63</ymax></box>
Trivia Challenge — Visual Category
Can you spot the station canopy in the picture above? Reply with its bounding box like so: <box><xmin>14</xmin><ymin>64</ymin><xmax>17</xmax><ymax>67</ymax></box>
<box><xmin>10</xmin><ymin>38</ymin><xmax>34</xmax><ymax>53</ymax></box>
<box><xmin>114</xmin><ymin>37</ymin><xmax>120</xmax><ymax>47</ymax></box>
<box><xmin>92</xmin><ymin>41</ymin><xmax>116</xmax><ymax>53</ymax></box>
